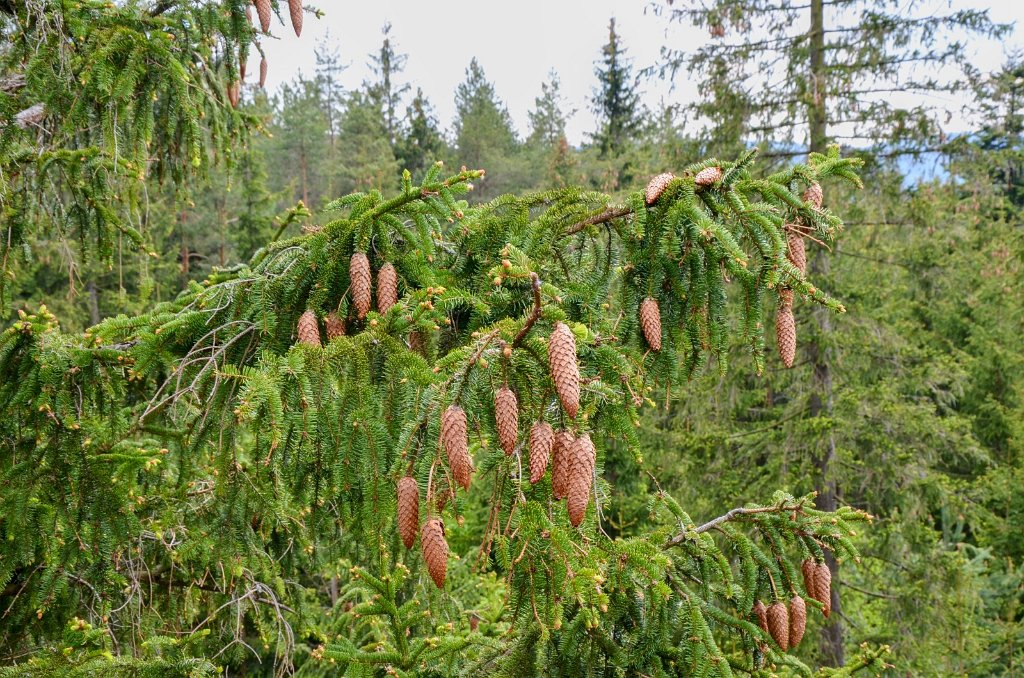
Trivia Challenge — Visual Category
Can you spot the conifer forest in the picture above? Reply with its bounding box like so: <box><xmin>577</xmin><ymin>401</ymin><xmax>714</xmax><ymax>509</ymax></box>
<box><xmin>2</xmin><ymin>1</ymin><xmax>1023</xmax><ymax>676</ymax></box>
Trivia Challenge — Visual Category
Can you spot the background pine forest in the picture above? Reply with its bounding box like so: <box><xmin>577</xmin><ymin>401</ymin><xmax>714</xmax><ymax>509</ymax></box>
<box><xmin>1</xmin><ymin>1</ymin><xmax>1022</xmax><ymax>676</ymax></box>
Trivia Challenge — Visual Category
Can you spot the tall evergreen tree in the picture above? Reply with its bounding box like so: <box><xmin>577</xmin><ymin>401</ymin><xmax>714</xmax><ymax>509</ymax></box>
<box><xmin>453</xmin><ymin>58</ymin><xmax>521</xmax><ymax>199</ymax></box>
<box><xmin>365</xmin><ymin>22</ymin><xmax>411</xmax><ymax>148</ymax></box>
<box><xmin>396</xmin><ymin>87</ymin><xmax>449</xmax><ymax>178</ymax></box>
<box><xmin>590</xmin><ymin>18</ymin><xmax>642</xmax><ymax>158</ymax></box>
<box><xmin>528</xmin><ymin>71</ymin><xmax>572</xmax><ymax>147</ymax></box>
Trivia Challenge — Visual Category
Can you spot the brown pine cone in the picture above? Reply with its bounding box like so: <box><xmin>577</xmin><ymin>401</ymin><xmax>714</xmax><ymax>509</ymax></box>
<box><xmin>376</xmin><ymin>262</ymin><xmax>398</xmax><ymax>314</ymax></box>
<box><xmin>253</xmin><ymin>0</ymin><xmax>271</xmax><ymax>32</ymax></box>
<box><xmin>776</xmin><ymin>303</ymin><xmax>796</xmax><ymax>368</ymax></box>
<box><xmin>639</xmin><ymin>297</ymin><xmax>662</xmax><ymax>351</ymax></box>
<box><xmin>240</xmin><ymin>55</ymin><xmax>247</xmax><ymax>82</ymax></box>
<box><xmin>766</xmin><ymin>601</ymin><xmax>790</xmax><ymax>651</ymax></box>
<box><xmin>440</xmin><ymin>405</ymin><xmax>471</xmax><ymax>490</ymax></box>
<box><xmin>548</xmin><ymin>322</ymin><xmax>580</xmax><ymax>418</ymax></box>
<box><xmin>802</xmin><ymin>559</ymin><xmax>816</xmax><ymax>597</ymax></box>
<box><xmin>297</xmin><ymin>310</ymin><xmax>320</xmax><ymax>347</ymax></box>
<box><xmin>753</xmin><ymin>600</ymin><xmax>769</xmax><ymax>635</ymax></box>
<box><xmin>324</xmin><ymin>311</ymin><xmax>346</xmax><ymax>341</ymax></box>
<box><xmin>259</xmin><ymin>57</ymin><xmax>268</xmax><ymax>88</ymax></box>
<box><xmin>779</xmin><ymin>288</ymin><xmax>794</xmax><ymax>306</ymax></box>
<box><xmin>789</xmin><ymin>595</ymin><xmax>807</xmax><ymax>648</ymax></box>
<box><xmin>694</xmin><ymin>166</ymin><xmax>723</xmax><ymax>188</ymax></box>
<box><xmin>227</xmin><ymin>80</ymin><xmax>241</xmax><ymax>109</ymax></box>
<box><xmin>288</xmin><ymin>0</ymin><xmax>302</xmax><ymax>36</ymax></box>
<box><xmin>420</xmin><ymin>518</ymin><xmax>448</xmax><ymax>589</ymax></box>
<box><xmin>644</xmin><ymin>172</ymin><xmax>675</xmax><ymax>206</ymax></box>
<box><xmin>396</xmin><ymin>477</ymin><xmax>419</xmax><ymax>550</ymax></box>
<box><xmin>528</xmin><ymin>421</ymin><xmax>553</xmax><ymax>484</ymax></box>
<box><xmin>494</xmin><ymin>386</ymin><xmax>518</xmax><ymax>456</ymax></box>
<box><xmin>803</xmin><ymin>182</ymin><xmax>823</xmax><ymax>209</ymax></box>
<box><xmin>245</xmin><ymin>4</ymin><xmax>253</xmax><ymax>25</ymax></box>
<box><xmin>550</xmin><ymin>429</ymin><xmax>575</xmax><ymax>499</ymax></box>
<box><xmin>566</xmin><ymin>433</ymin><xmax>596</xmax><ymax>527</ymax></box>
<box><xmin>814</xmin><ymin>562</ymin><xmax>832</xmax><ymax>617</ymax></box>
<box><xmin>786</xmin><ymin>226</ymin><xmax>807</xmax><ymax>275</ymax></box>
<box><xmin>350</xmin><ymin>252</ymin><xmax>372</xmax><ymax>320</ymax></box>
<box><xmin>409</xmin><ymin>330</ymin><xmax>426</xmax><ymax>356</ymax></box>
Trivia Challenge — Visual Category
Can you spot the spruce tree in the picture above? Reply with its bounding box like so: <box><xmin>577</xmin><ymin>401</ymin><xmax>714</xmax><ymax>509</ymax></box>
<box><xmin>396</xmin><ymin>88</ymin><xmax>449</xmax><ymax>179</ymax></box>
<box><xmin>0</xmin><ymin>136</ymin><xmax>890</xmax><ymax>674</ymax></box>
<box><xmin>453</xmin><ymin>58</ymin><xmax>521</xmax><ymax>200</ymax></box>
<box><xmin>365</xmin><ymin>22</ymin><xmax>411</xmax><ymax>149</ymax></box>
<box><xmin>0</xmin><ymin>0</ymin><xmax>308</xmax><ymax>314</ymax></box>
<box><xmin>590</xmin><ymin>18</ymin><xmax>642</xmax><ymax>158</ymax></box>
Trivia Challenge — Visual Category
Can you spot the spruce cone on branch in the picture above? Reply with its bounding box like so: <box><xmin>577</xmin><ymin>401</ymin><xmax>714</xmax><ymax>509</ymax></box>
<box><xmin>254</xmin><ymin>0</ymin><xmax>271</xmax><ymax>32</ymax></box>
<box><xmin>227</xmin><ymin>81</ymin><xmax>241</xmax><ymax>109</ymax></box>
<box><xmin>376</xmin><ymin>262</ymin><xmax>398</xmax><ymax>314</ymax></box>
<box><xmin>566</xmin><ymin>433</ymin><xmax>596</xmax><ymax>527</ymax></box>
<box><xmin>288</xmin><ymin>0</ymin><xmax>302</xmax><ymax>36</ymax></box>
<box><xmin>259</xmin><ymin>57</ymin><xmax>268</xmax><ymax>88</ymax></box>
<box><xmin>786</xmin><ymin>226</ymin><xmax>807</xmax><ymax>275</ymax></box>
<box><xmin>494</xmin><ymin>386</ymin><xmax>518</xmax><ymax>456</ymax></box>
<box><xmin>753</xmin><ymin>600</ymin><xmax>769</xmax><ymax>635</ymax></box>
<box><xmin>420</xmin><ymin>518</ymin><xmax>448</xmax><ymax>588</ymax></box>
<box><xmin>639</xmin><ymin>297</ymin><xmax>662</xmax><ymax>351</ymax></box>
<box><xmin>324</xmin><ymin>311</ymin><xmax>345</xmax><ymax>340</ymax></box>
<box><xmin>802</xmin><ymin>559</ymin><xmax>816</xmax><ymax>597</ymax></box>
<box><xmin>776</xmin><ymin>303</ymin><xmax>796</xmax><ymax>368</ymax></box>
<box><xmin>766</xmin><ymin>601</ymin><xmax>790</xmax><ymax>650</ymax></box>
<box><xmin>789</xmin><ymin>595</ymin><xmax>807</xmax><ymax>648</ymax></box>
<box><xmin>528</xmin><ymin>421</ymin><xmax>553</xmax><ymax>484</ymax></box>
<box><xmin>548</xmin><ymin>322</ymin><xmax>579</xmax><ymax>418</ymax></box>
<box><xmin>694</xmin><ymin>166</ymin><xmax>723</xmax><ymax>188</ymax></box>
<box><xmin>644</xmin><ymin>172</ymin><xmax>675</xmax><ymax>206</ymax></box>
<box><xmin>297</xmin><ymin>310</ymin><xmax>320</xmax><ymax>347</ymax></box>
<box><xmin>550</xmin><ymin>429</ymin><xmax>575</xmax><ymax>499</ymax></box>
<box><xmin>814</xmin><ymin>562</ymin><xmax>833</xmax><ymax>617</ymax></box>
<box><xmin>350</xmin><ymin>252</ymin><xmax>372</xmax><ymax>320</ymax></box>
<box><xmin>441</xmin><ymin>405</ymin><xmax>471</xmax><ymax>490</ymax></box>
<box><xmin>396</xmin><ymin>477</ymin><xmax>419</xmax><ymax>550</ymax></box>
<box><xmin>803</xmin><ymin>182</ymin><xmax>823</xmax><ymax>209</ymax></box>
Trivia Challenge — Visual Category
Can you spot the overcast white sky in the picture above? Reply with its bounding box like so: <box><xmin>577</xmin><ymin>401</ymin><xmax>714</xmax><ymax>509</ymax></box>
<box><xmin>255</xmin><ymin>1</ymin><xmax>1024</xmax><ymax>145</ymax></box>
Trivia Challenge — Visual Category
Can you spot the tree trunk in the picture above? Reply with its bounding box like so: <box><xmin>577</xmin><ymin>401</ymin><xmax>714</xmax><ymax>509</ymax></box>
<box><xmin>86</xmin><ymin>280</ymin><xmax>101</xmax><ymax>326</ymax></box>
<box><xmin>808</xmin><ymin>0</ymin><xmax>844</xmax><ymax>667</ymax></box>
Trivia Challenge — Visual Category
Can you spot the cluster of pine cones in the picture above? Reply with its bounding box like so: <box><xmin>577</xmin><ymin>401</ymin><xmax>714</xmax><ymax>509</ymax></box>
<box><xmin>230</xmin><ymin>0</ymin><xmax>305</xmax><ymax>107</ymax></box>
<box><xmin>400</xmin><ymin>321</ymin><xmax>597</xmax><ymax>589</ymax></box>
<box><xmin>294</xmin><ymin>253</ymin><xmax>398</xmax><ymax>347</ymax></box>
<box><xmin>777</xmin><ymin>182</ymin><xmax>822</xmax><ymax>368</ymax></box>
<box><xmin>752</xmin><ymin>558</ymin><xmax>832</xmax><ymax>651</ymax></box>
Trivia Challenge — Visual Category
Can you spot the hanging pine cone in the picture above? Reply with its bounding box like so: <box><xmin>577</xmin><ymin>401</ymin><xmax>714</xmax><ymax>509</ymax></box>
<box><xmin>786</xmin><ymin>227</ymin><xmax>807</xmax><ymax>275</ymax></box>
<box><xmin>803</xmin><ymin>182</ymin><xmax>823</xmax><ymax>209</ymax></box>
<box><xmin>494</xmin><ymin>386</ymin><xmax>519</xmax><ymax>456</ymax></box>
<box><xmin>779</xmin><ymin>288</ymin><xmax>794</xmax><ymax>306</ymax></box>
<box><xmin>814</xmin><ymin>562</ymin><xmax>832</xmax><ymax>617</ymax></box>
<box><xmin>240</xmin><ymin>55</ymin><xmax>247</xmax><ymax>82</ymax></box>
<box><xmin>377</xmin><ymin>262</ymin><xmax>398</xmax><ymax>314</ymax></box>
<box><xmin>753</xmin><ymin>600</ymin><xmax>769</xmax><ymax>635</ymax></box>
<box><xmin>644</xmin><ymin>172</ymin><xmax>675</xmax><ymax>206</ymax></box>
<box><xmin>227</xmin><ymin>80</ymin><xmax>241</xmax><ymax>108</ymax></box>
<box><xmin>420</xmin><ymin>518</ymin><xmax>448</xmax><ymax>589</ymax></box>
<box><xmin>550</xmin><ymin>429</ymin><xmax>575</xmax><ymax>500</ymax></box>
<box><xmin>639</xmin><ymin>297</ymin><xmax>662</xmax><ymax>351</ymax></box>
<box><xmin>396</xmin><ymin>477</ymin><xmax>419</xmax><ymax>550</ymax></box>
<box><xmin>789</xmin><ymin>595</ymin><xmax>807</xmax><ymax>648</ymax></box>
<box><xmin>440</xmin><ymin>405</ymin><xmax>471</xmax><ymax>490</ymax></box>
<box><xmin>350</xmin><ymin>252</ymin><xmax>372</xmax><ymax>320</ymax></box>
<box><xmin>566</xmin><ymin>433</ymin><xmax>596</xmax><ymax>527</ymax></box>
<box><xmin>297</xmin><ymin>310</ymin><xmax>320</xmax><ymax>347</ymax></box>
<box><xmin>288</xmin><ymin>0</ymin><xmax>302</xmax><ymax>36</ymax></box>
<box><xmin>766</xmin><ymin>601</ymin><xmax>790</xmax><ymax>650</ymax></box>
<box><xmin>254</xmin><ymin>0</ymin><xmax>271</xmax><ymax>32</ymax></box>
<box><xmin>694</xmin><ymin>166</ymin><xmax>723</xmax><ymax>188</ymax></box>
<box><xmin>324</xmin><ymin>311</ymin><xmax>346</xmax><ymax>340</ymax></box>
<box><xmin>259</xmin><ymin>56</ymin><xmax>268</xmax><ymax>88</ymax></box>
<box><xmin>409</xmin><ymin>330</ymin><xmax>426</xmax><ymax>356</ymax></box>
<box><xmin>776</xmin><ymin>303</ymin><xmax>796</xmax><ymax>368</ymax></box>
<box><xmin>528</xmin><ymin>421</ymin><xmax>553</xmax><ymax>484</ymax></box>
<box><xmin>548</xmin><ymin>322</ymin><xmax>580</xmax><ymax>418</ymax></box>
<box><xmin>245</xmin><ymin>4</ymin><xmax>253</xmax><ymax>25</ymax></box>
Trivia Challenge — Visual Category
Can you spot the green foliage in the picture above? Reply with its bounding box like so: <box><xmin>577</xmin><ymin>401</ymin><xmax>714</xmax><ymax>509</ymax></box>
<box><xmin>0</xmin><ymin>150</ymin><xmax>878</xmax><ymax>674</ymax></box>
